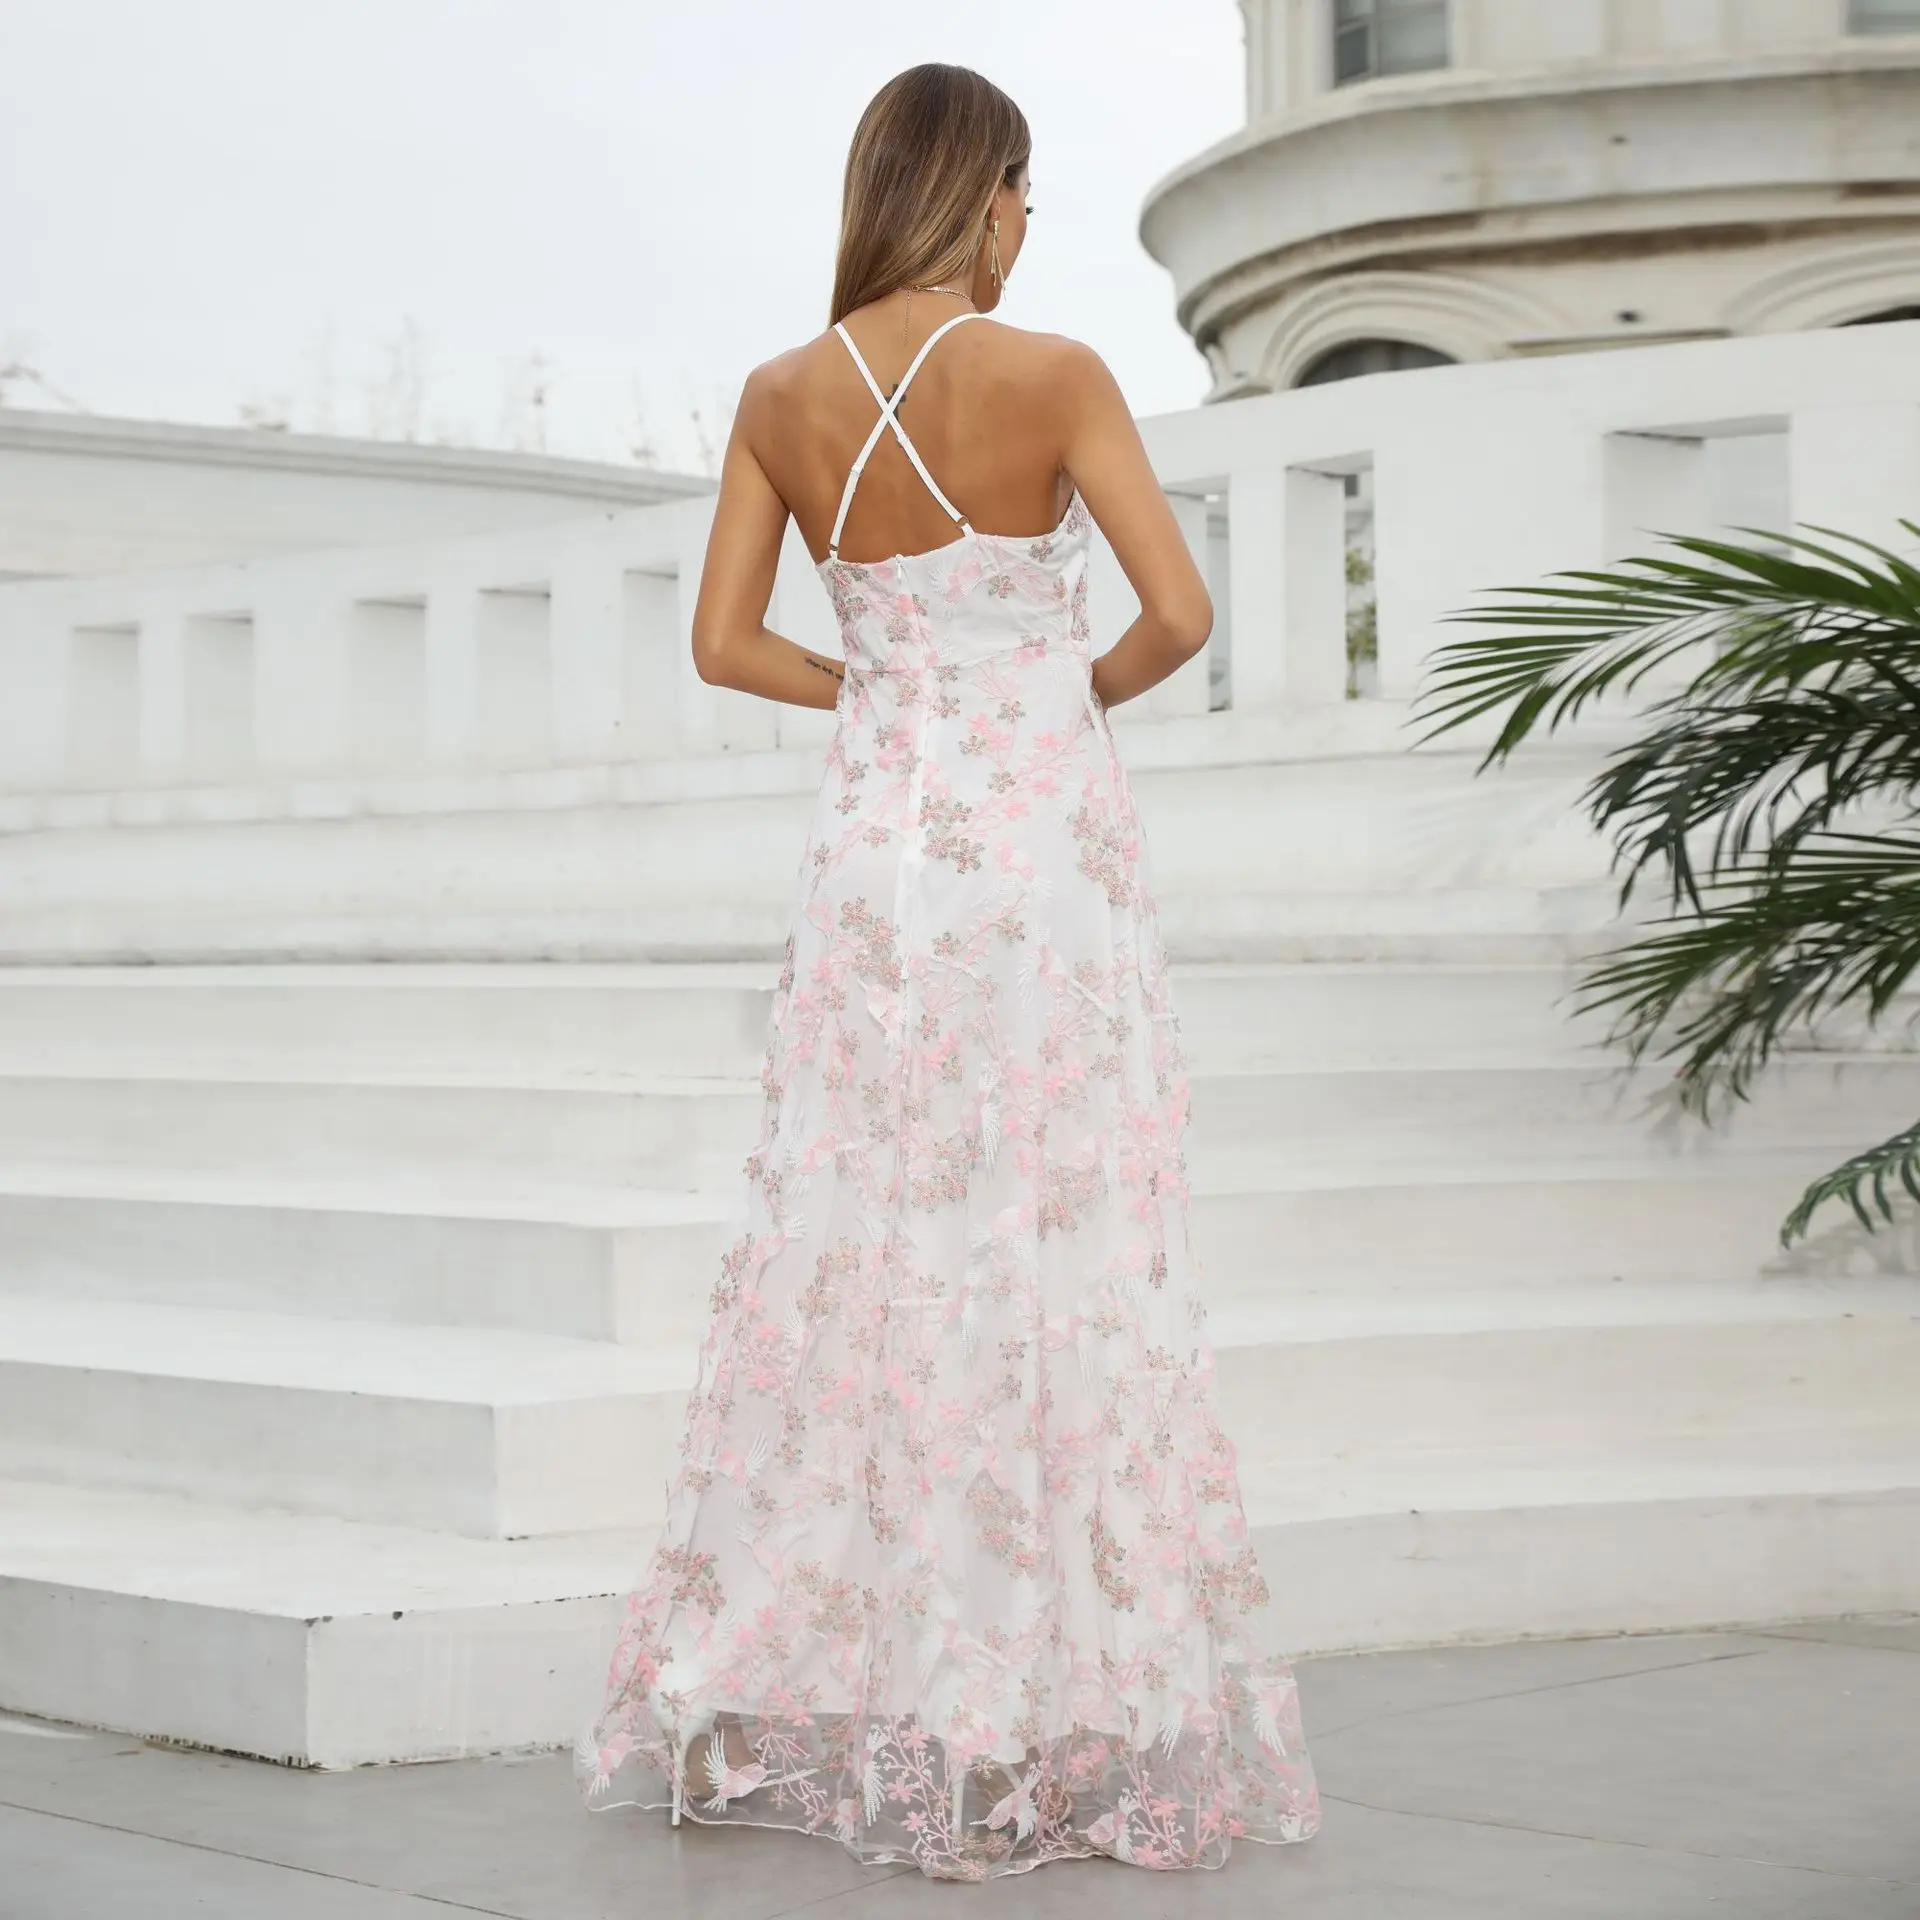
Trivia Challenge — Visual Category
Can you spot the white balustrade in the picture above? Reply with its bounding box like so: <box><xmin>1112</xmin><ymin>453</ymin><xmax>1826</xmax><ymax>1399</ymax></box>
<box><xmin>2</xmin><ymin>324</ymin><xmax>1917</xmax><ymax>807</ymax></box>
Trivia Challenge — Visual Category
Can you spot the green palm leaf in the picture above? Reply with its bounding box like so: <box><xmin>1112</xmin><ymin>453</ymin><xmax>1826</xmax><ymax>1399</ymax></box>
<box><xmin>1418</xmin><ymin>522</ymin><xmax>1920</xmax><ymax>1242</ymax></box>
<box><xmin>1779</xmin><ymin>1120</ymin><xmax>1920</xmax><ymax>1246</ymax></box>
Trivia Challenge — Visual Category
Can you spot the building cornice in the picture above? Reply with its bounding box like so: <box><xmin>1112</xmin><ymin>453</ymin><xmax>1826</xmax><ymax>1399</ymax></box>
<box><xmin>0</xmin><ymin>408</ymin><xmax>713</xmax><ymax>504</ymax></box>
<box><xmin>1140</xmin><ymin>51</ymin><xmax>1920</xmax><ymax>341</ymax></box>
<box><xmin>1143</xmin><ymin>42</ymin><xmax>1920</xmax><ymax>228</ymax></box>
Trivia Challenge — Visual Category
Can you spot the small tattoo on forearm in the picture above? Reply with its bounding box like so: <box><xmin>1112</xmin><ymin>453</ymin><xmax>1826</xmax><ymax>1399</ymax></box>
<box><xmin>807</xmin><ymin>657</ymin><xmax>845</xmax><ymax>682</ymax></box>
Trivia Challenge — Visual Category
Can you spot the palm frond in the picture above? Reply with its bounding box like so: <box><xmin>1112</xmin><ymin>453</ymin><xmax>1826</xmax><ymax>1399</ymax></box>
<box><xmin>1414</xmin><ymin>523</ymin><xmax>1920</xmax><ymax>772</ymax></box>
<box><xmin>1416</xmin><ymin>521</ymin><xmax>1920</xmax><ymax>1243</ymax></box>
<box><xmin>1779</xmin><ymin>1117</ymin><xmax>1920</xmax><ymax>1246</ymax></box>
<box><xmin>1576</xmin><ymin>833</ymin><xmax>1920</xmax><ymax>1106</ymax></box>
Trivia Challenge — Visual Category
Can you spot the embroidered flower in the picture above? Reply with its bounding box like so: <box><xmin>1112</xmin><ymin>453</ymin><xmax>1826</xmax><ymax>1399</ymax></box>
<box><xmin>576</xmin><ymin>490</ymin><xmax>1319</xmax><ymax>1881</ymax></box>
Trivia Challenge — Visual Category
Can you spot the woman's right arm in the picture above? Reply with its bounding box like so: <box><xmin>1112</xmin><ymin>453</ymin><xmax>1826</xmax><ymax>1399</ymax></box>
<box><xmin>1060</xmin><ymin>344</ymin><xmax>1212</xmax><ymax>710</ymax></box>
<box><xmin>689</xmin><ymin>368</ymin><xmax>847</xmax><ymax>710</ymax></box>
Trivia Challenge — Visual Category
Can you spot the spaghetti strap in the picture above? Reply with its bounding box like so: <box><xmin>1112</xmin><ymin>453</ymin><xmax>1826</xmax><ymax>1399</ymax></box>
<box><xmin>828</xmin><ymin>311</ymin><xmax>984</xmax><ymax>562</ymax></box>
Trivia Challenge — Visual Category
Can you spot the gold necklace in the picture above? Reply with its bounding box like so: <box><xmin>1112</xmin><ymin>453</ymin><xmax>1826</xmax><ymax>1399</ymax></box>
<box><xmin>896</xmin><ymin>283</ymin><xmax>975</xmax><ymax>390</ymax></box>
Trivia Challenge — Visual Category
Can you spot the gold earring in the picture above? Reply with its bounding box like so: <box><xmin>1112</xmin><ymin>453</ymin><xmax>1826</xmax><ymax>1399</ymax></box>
<box><xmin>990</xmin><ymin>217</ymin><xmax>1004</xmax><ymax>290</ymax></box>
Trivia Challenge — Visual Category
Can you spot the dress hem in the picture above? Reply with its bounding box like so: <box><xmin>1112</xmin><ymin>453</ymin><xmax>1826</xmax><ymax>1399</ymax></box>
<box><xmin>580</xmin><ymin>1783</ymin><xmax>1322</xmax><ymax>1880</ymax></box>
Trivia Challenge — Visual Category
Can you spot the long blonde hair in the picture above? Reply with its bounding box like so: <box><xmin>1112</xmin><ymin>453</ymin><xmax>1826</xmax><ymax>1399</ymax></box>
<box><xmin>830</xmin><ymin>65</ymin><xmax>1030</xmax><ymax>327</ymax></box>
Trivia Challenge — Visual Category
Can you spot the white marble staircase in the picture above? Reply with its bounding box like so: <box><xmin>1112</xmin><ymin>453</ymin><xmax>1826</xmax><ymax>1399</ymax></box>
<box><xmin>1</xmin><ymin>959</ymin><xmax>1917</xmax><ymax>1766</ymax></box>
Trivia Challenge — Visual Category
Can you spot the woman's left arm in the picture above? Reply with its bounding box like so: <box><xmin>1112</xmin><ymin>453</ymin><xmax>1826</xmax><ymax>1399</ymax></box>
<box><xmin>689</xmin><ymin>371</ymin><xmax>846</xmax><ymax>709</ymax></box>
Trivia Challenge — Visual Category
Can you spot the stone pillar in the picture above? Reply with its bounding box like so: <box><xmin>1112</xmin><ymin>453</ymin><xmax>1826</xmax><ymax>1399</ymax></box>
<box><xmin>549</xmin><ymin>538</ymin><xmax>627</xmax><ymax>765</ymax></box>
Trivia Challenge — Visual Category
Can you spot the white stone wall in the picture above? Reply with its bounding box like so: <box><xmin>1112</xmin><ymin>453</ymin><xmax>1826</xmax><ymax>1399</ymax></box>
<box><xmin>1153</xmin><ymin>1</ymin><xmax>1920</xmax><ymax>396</ymax></box>
<box><xmin>0</xmin><ymin>410</ymin><xmax>710</xmax><ymax>582</ymax></box>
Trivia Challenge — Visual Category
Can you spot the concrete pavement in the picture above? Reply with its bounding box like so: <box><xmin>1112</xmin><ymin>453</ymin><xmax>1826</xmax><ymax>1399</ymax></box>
<box><xmin>3</xmin><ymin>1617</ymin><xmax>1916</xmax><ymax>1919</ymax></box>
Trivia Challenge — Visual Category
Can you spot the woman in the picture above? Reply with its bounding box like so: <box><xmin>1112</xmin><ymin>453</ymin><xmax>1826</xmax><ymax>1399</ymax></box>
<box><xmin>578</xmin><ymin>62</ymin><xmax>1321</xmax><ymax>1881</ymax></box>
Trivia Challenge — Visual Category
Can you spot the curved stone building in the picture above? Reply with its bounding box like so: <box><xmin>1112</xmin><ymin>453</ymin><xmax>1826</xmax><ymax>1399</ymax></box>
<box><xmin>1142</xmin><ymin>0</ymin><xmax>1920</xmax><ymax>396</ymax></box>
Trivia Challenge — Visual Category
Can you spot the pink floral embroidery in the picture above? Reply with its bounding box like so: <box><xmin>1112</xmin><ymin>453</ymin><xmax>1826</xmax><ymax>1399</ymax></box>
<box><xmin>578</xmin><ymin>491</ymin><xmax>1320</xmax><ymax>1881</ymax></box>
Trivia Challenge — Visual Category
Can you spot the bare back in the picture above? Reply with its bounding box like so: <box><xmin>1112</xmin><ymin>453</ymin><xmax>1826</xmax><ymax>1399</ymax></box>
<box><xmin>742</xmin><ymin>311</ymin><xmax>1081</xmax><ymax>566</ymax></box>
<box><xmin>692</xmin><ymin>298</ymin><xmax>1209</xmax><ymax>716</ymax></box>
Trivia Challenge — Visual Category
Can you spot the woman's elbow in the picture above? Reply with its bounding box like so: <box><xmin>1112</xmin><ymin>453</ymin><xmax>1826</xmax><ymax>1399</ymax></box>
<box><xmin>1158</xmin><ymin>585</ymin><xmax>1213</xmax><ymax>661</ymax></box>
<box><xmin>690</xmin><ymin>623</ymin><xmax>734</xmax><ymax>687</ymax></box>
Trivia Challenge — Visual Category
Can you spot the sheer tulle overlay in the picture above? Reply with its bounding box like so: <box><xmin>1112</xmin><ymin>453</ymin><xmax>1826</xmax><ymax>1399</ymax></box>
<box><xmin>577</xmin><ymin>479</ymin><xmax>1321</xmax><ymax>1879</ymax></box>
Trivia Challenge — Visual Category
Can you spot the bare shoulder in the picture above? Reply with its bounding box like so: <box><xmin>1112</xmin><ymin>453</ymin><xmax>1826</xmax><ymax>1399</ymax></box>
<box><xmin>977</xmin><ymin>327</ymin><xmax>1127</xmax><ymax>428</ymax></box>
<box><xmin>972</xmin><ymin>323</ymin><xmax>1106</xmax><ymax>382</ymax></box>
<box><xmin>734</xmin><ymin>340</ymin><xmax>818</xmax><ymax>419</ymax></box>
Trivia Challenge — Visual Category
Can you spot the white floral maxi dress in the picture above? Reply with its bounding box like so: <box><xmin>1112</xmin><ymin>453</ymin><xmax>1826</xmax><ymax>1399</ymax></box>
<box><xmin>578</xmin><ymin>312</ymin><xmax>1321</xmax><ymax>1880</ymax></box>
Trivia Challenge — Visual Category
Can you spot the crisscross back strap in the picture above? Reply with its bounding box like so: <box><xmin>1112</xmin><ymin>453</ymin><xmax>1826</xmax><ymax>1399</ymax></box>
<box><xmin>828</xmin><ymin>310</ymin><xmax>984</xmax><ymax>561</ymax></box>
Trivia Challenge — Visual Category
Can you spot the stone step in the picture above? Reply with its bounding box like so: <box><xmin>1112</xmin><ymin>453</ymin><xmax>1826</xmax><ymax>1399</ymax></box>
<box><xmin>3</xmin><ymin>1289</ymin><xmax>1911</xmax><ymax>1541</ymax></box>
<box><xmin>0</xmin><ymin>1159</ymin><xmax>1891</xmax><ymax>1345</ymax></box>
<box><xmin>1192</xmin><ymin>1161</ymin><xmax>1883</xmax><ymax>1293</ymax></box>
<box><xmin>0</xmin><ymin>1169</ymin><xmax>723</xmax><ymax>1348</ymax></box>
<box><xmin>1193</xmin><ymin>1055</ymin><xmax>1920</xmax><ymax>1176</ymax></box>
<box><xmin>1213</xmin><ymin>1297</ymin><xmax>1920</xmax><ymax>1458</ymax></box>
<box><xmin>0</xmin><ymin>897</ymin><xmax>1618</xmax><ymax>967</ymax></box>
<box><xmin>0</xmin><ymin>1476</ymin><xmax>643</xmax><ymax>1767</ymax></box>
<box><xmin>0</xmin><ymin>963</ymin><xmax>782</xmax><ymax>1085</ymax></box>
<box><xmin>0</xmin><ymin>1072</ymin><xmax>759</xmax><ymax>1193</ymax></box>
<box><xmin>0</xmin><ymin>1051</ymin><xmax>1905</xmax><ymax>1195</ymax></box>
<box><xmin>0</xmin><ymin>1298</ymin><xmax>684</xmax><ymax>1538</ymax></box>
<box><xmin>1238</xmin><ymin>1425</ymin><xmax>1920</xmax><ymax>1656</ymax></box>
<box><xmin>0</xmin><ymin>960</ymin><xmax>1612</xmax><ymax>1078</ymax></box>
<box><xmin>0</xmin><ymin>747</ymin><xmax>1617</xmax><ymax>968</ymax></box>
<box><xmin>1153</xmin><ymin>886</ymin><xmax>1619</xmax><ymax>964</ymax></box>
<box><xmin>6</xmin><ymin>1422</ymin><xmax>1917</xmax><ymax>1763</ymax></box>
<box><xmin>1178</xmin><ymin>961</ymin><xmax>1609</xmax><ymax>1068</ymax></box>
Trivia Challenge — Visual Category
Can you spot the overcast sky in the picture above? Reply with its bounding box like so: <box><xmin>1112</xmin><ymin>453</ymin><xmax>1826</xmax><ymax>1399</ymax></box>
<box><xmin>0</xmin><ymin>0</ymin><xmax>1242</xmax><ymax>472</ymax></box>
